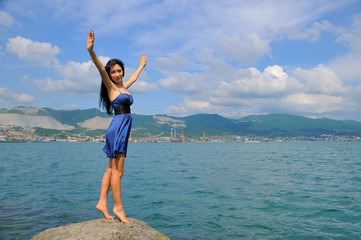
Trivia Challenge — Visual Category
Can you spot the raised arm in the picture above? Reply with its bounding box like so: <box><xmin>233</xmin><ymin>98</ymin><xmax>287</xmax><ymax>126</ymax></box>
<box><xmin>87</xmin><ymin>31</ymin><xmax>114</xmax><ymax>91</ymax></box>
<box><xmin>124</xmin><ymin>55</ymin><xmax>147</xmax><ymax>89</ymax></box>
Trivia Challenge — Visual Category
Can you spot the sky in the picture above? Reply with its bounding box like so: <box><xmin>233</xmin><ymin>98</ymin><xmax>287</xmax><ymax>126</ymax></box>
<box><xmin>1</xmin><ymin>0</ymin><xmax>361</xmax><ymax>121</ymax></box>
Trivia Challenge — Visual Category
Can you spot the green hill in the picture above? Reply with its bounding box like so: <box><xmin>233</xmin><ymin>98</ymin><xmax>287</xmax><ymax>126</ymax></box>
<box><xmin>1</xmin><ymin>107</ymin><xmax>361</xmax><ymax>138</ymax></box>
<box><xmin>239</xmin><ymin>114</ymin><xmax>361</xmax><ymax>137</ymax></box>
<box><xmin>37</xmin><ymin>108</ymin><xmax>109</xmax><ymax>126</ymax></box>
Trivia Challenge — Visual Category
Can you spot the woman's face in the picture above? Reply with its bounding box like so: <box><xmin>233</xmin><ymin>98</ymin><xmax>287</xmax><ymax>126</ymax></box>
<box><xmin>109</xmin><ymin>64</ymin><xmax>124</xmax><ymax>83</ymax></box>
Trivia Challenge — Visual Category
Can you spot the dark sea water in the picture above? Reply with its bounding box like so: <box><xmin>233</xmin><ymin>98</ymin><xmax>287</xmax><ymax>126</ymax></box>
<box><xmin>0</xmin><ymin>142</ymin><xmax>361</xmax><ymax>240</ymax></box>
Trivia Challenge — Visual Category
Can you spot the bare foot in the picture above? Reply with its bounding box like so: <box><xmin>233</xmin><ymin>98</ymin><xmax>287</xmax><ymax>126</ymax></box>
<box><xmin>96</xmin><ymin>203</ymin><xmax>114</xmax><ymax>219</ymax></box>
<box><xmin>113</xmin><ymin>207</ymin><xmax>130</xmax><ymax>224</ymax></box>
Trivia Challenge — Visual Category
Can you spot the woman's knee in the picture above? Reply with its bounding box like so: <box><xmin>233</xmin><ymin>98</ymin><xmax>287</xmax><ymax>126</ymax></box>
<box><xmin>105</xmin><ymin>167</ymin><xmax>112</xmax><ymax>175</ymax></box>
<box><xmin>110</xmin><ymin>154</ymin><xmax>125</xmax><ymax>177</ymax></box>
<box><xmin>111</xmin><ymin>168</ymin><xmax>124</xmax><ymax>178</ymax></box>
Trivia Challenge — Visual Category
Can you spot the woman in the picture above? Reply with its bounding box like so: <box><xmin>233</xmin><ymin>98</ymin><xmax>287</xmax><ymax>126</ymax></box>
<box><xmin>87</xmin><ymin>30</ymin><xmax>147</xmax><ymax>224</ymax></box>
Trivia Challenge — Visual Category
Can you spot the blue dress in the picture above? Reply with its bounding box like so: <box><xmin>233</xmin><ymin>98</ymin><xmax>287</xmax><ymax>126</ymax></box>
<box><xmin>103</xmin><ymin>93</ymin><xmax>133</xmax><ymax>158</ymax></box>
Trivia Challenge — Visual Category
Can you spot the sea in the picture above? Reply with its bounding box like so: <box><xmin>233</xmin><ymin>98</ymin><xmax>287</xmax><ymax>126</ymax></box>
<box><xmin>0</xmin><ymin>141</ymin><xmax>360</xmax><ymax>240</ymax></box>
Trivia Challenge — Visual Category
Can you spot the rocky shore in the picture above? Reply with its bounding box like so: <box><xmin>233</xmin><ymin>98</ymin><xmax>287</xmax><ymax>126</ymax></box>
<box><xmin>31</xmin><ymin>218</ymin><xmax>169</xmax><ymax>240</ymax></box>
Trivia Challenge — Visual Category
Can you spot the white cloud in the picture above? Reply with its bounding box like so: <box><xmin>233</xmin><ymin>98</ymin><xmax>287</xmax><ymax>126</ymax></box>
<box><xmin>330</xmin><ymin>53</ymin><xmax>361</xmax><ymax>84</ymax></box>
<box><xmin>291</xmin><ymin>64</ymin><xmax>346</xmax><ymax>94</ymax></box>
<box><xmin>29</xmin><ymin>55</ymin><xmax>156</xmax><ymax>97</ymax></box>
<box><xmin>6</xmin><ymin>36</ymin><xmax>59</xmax><ymax>66</ymax></box>
<box><xmin>216</xmin><ymin>33</ymin><xmax>271</xmax><ymax>65</ymax></box>
<box><xmin>3</xmin><ymin>1</ymin><xmax>36</xmax><ymax>18</ymax></box>
<box><xmin>55</xmin><ymin>60</ymin><xmax>100</xmax><ymax>83</ymax></box>
<box><xmin>130</xmin><ymin>81</ymin><xmax>158</xmax><ymax>94</ymax></box>
<box><xmin>162</xmin><ymin>60</ymin><xmax>360</xmax><ymax>119</ymax></box>
<box><xmin>216</xmin><ymin>65</ymin><xmax>301</xmax><ymax>97</ymax></box>
<box><xmin>0</xmin><ymin>10</ymin><xmax>15</xmax><ymax>27</ymax></box>
<box><xmin>165</xmin><ymin>98</ymin><xmax>212</xmax><ymax>116</ymax></box>
<box><xmin>160</xmin><ymin>64</ymin><xmax>301</xmax><ymax>98</ymax></box>
<box><xmin>31</xmin><ymin>58</ymin><xmax>102</xmax><ymax>96</ymax></box>
<box><xmin>158</xmin><ymin>72</ymin><xmax>204</xmax><ymax>93</ymax></box>
<box><xmin>4</xmin><ymin>33</ymin><xmax>156</xmax><ymax>98</ymax></box>
<box><xmin>281</xmin><ymin>20</ymin><xmax>334</xmax><ymax>42</ymax></box>
<box><xmin>283</xmin><ymin>93</ymin><xmax>345</xmax><ymax>113</ymax></box>
<box><xmin>156</xmin><ymin>53</ymin><xmax>189</xmax><ymax>70</ymax></box>
<box><xmin>0</xmin><ymin>88</ymin><xmax>35</xmax><ymax>103</ymax></box>
<box><xmin>37</xmin><ymin>0</ymin><xmax>352</xmax><ymax>58</ymax></box>
<box><xmin>122</xmin><ymin>66</ymin><xmax>158</xmax><ymax>94</ymax></box>
<box><xmin>41</xmin><ymin>0</ymin><xmax>162</xmax><ymax>35</ymax></box>
<box><xmin>3</xmin><ymin>0</ymin><xmax>361</xmax><ymax>120</ymax></box>
<box><xmin>336</xmin><ymin>14</ymin><xmax>361</xmax><ymax>52</ymax></box>
<box><xmin>32</xmin><ymin>77</ymin><xmax>85</xmax><ymax>96</ymax></box>
<box><xmin>328</xmin><ymin>15</ymin><xmax>361</xmax><ymax>83</ymax></box>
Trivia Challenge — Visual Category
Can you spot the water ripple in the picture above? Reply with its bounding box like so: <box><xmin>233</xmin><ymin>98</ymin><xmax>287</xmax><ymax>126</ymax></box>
<box><xmin>1</xmin><ymin>142</ymin><xmax>361</xmax><ymax>239</ymax></box>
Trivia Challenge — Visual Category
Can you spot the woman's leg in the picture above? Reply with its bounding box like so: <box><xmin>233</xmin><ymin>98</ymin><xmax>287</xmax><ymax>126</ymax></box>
<box><xmin>96</xmin><ymin>159</ymin><xmax>114</xmax><ymax>219</ymax></box>
<box><xmin>111</xmin><ymin>154</ymin><xmax>130</xmax><ymax>224</ymax></box>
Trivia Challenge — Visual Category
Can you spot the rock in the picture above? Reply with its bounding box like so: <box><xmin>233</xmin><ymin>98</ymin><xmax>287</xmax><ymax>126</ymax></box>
<box><xmin>30</xmin><ymin>218</ymin><xmax>170</xmax><ymax>240</ymax></box>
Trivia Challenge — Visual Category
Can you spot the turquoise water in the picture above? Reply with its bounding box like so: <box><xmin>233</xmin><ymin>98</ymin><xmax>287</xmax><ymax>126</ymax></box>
<box><xmin>1</xmin><ymin>142</ymin><xmax>361</xmax><ymax>239</ymax></box>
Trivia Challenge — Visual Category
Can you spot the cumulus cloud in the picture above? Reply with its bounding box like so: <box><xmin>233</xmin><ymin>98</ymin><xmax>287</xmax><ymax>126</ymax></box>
<box><xmin>159</xmin><ymin>64</ymin><xmax>301</xmax><ymax>98</ymax></box>
<box><xmin>291</xmin><ymin>64</ymin><xmax>346</xmax><ymax>94</ymax></box>
<box><xmin>55</xmin><ymin>59</ymin><xmax>103</xmax><ymax>84</ymax></box>
<box><xmin>26</xmin><ymin>54</ymin><xmax>157</xmax><ymax>97</ymax></box>
<box><xmin>283</xmin><ymin>93</ymin><xmax>345</xmax><ymax>113</ymax></box>
<box><xmin>0</xmin><ymin>88</ymin><xmax>35</xmax><ymax>103</ymax></box>
<box><xmin>165</xmin><ymin>98</ymin><xmax>212</xmax><ymax>116</ymax></box>
<box><xmin>130</xmin><ymin>81</ymin><xmax>158</xmax><ymax>94</ymax></box>
<box><xmin>4</xmin><ymin>34</ymin><xmax>156</xmax><ymax>97</ymax></box>
<box><xmin>122</xmin><ymin>66</ymin><xmax>158</xmax><ymax>94</ymax></box>
<box><xmin>161</xmin><ymin>60</ymin><xmax>360</xmax><ymax>119</ymax></box>
<box><xmin>3</xmin><ymin>0</ymin><xmax>360</xmax><ymax>119</ymax></box>
<box><xmin>6</xmin><ymin>36</ymin><xmax>59</xmax><ymax>66</ymax></box>
<box><xmin>29</xmin><ymin>58</ymin><xmax>102</xmax><ymax>96</ymax></box>
<box><xmin>216</xmin><ymin>65</ymin><xmax>301</xmax><ymax>97</ymax></box>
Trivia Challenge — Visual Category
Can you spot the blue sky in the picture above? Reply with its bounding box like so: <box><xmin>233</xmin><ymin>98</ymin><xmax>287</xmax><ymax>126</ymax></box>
<box><xmin>1</xmin><ymin>0</ymin><xmax>361</xmax><ymax>121</ymax></box>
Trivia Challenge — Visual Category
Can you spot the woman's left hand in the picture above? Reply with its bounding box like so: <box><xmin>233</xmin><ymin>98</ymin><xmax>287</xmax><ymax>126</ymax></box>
<box><xmin>87</xmin><ymin>30</ymin><xmax>95</xmax><ymax>51</ymax></box>
<box><xmin>139</xmin><ymin>54</ymin><xmax>147</xmax><ymax>69</ymax></box>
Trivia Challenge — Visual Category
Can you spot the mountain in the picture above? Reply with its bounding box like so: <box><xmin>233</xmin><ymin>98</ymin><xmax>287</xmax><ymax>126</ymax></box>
<box><xmin>1</xmin><ymin>106</ymin><xmax>361</xmax><ymax>138</ymax></box>
<box><xmin>237</xmin><ymin>114</ymin><xmax>361</xmax><ymax>137</ymax></box>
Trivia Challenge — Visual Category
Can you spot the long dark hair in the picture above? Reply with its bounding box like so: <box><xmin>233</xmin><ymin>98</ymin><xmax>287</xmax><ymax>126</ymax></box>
<box><xmin>99</xmin><ymin>59</ymin><xmax>125</xmax><ymax>115</ymax></box>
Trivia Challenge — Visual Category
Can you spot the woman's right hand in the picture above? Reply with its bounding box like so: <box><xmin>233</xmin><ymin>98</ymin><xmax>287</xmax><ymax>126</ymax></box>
<box><xmin>87</xmin><ymin>30</ymin><xmax>94</xmax><ymax>51</ymax></box>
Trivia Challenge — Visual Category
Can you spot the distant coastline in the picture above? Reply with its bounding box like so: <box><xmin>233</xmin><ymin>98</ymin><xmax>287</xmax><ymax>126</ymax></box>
<box><xmin>1</xmin><ymin>136</ymin><xmax>360</xmax><ymax>143</ymax></box>
<box><xmin>1</xmin><ymin>106</ymin><xmax>361</xmax><ymax>143</ymax></box>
